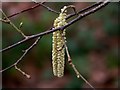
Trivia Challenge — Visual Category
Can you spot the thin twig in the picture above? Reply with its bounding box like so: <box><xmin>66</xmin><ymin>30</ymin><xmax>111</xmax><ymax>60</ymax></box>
<box><xmin>2</xmin><ymin>0</ymin><xmax>102</xmax><ymax>20</ymax></box>
<box><xmin>59</xmin><ymin>29</ymin><xmax>95</xmax><ymax>89</ymax></box>
<box><xmin>66</xmin><ymin>0</ymin><xmax>103</xmax><ymax>19</ymax></box>
<box><xmin>0</xmin><ymin>36</ymin><xmax>31</xmax><ymax>52</ymax></box>
<box><xmin>65</xmin><ymin>43</ymin><xmax>95</xmax><ymax>89</ymax></box>
<box><xmin>33</xmin><ymin>2</ymin><xmax>60</xmax><ymax>14</ymax></box>
<box><xmin>63</xmin><ymin>0</ymin><xmax>110</xmax><ymax>29</ymax></box>
<box><xmin>15</xmin><ymin>65</ymin><xmax>31</xmax><ymax>79</ymax></box>
<box><xmin>0</xmin><ymin>9</ymin><xmax>27</xmax><ymax>37</ymax></box>
<box><xmin>0</xmin><ymin>37</ymin><xmax>42</xmax><ymax>76</ymax></box>
<box><xmin>3</xmin><ymin>1</ymin><xmax>59</xmax><ymax>19</ymax></box>
<box><xmin>3</xmin><ymin>2</ymin><xmax>44</xmax><ymax>19</ymax></box>
<box><xmin>0</xmin><ymin>0</ymin><xmax>110</xmax><ymax>53</ymax></box>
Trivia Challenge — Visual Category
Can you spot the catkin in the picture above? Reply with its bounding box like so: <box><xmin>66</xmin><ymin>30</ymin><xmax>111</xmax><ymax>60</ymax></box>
<box><xmin>52</xmin><ymin>6</ymin><xmax>67</xmax><ymax>77</ymax></box>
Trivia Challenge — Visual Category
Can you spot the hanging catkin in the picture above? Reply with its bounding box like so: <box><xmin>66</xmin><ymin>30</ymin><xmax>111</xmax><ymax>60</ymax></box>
<box><xmin>52</xmin><ymin>6</ymin><xmax>67</xmax><ymax>77</ymax></box>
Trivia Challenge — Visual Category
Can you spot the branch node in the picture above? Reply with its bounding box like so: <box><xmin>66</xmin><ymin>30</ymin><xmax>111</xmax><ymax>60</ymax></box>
<box><xmin>0</xmin><ymin>18</ymin><xmax>10</xmax><ymax>24</ymax></box>
<box><xmin>19</xmin><ymin>22</ymin><xmax>23</xmax><ymax>29</ymax></box>
<box><xmin>22</xmin><ymin>50</ymin><xmax>25</xmax><ymax>52</ymax></box>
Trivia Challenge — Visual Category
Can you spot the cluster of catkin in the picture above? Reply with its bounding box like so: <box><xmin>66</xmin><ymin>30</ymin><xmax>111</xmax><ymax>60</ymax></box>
<box><xmin>52</xmin><ymin>6</ymin><xmax>67</xmax><ymax>77</ymax></box>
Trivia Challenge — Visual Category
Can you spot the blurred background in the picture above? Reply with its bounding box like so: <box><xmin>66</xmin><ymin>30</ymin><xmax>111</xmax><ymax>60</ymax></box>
<box><xmin>2</xmin><ymin>2</ymin><xmax>119</xmax><ymax>88</ymax></box>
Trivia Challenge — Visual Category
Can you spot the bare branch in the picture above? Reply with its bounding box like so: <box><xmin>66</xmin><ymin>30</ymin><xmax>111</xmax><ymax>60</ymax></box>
<box><xmin>0</xmin><ymin>0</ymin><xmax>110</xmax><ymax>84</ymax></box>
<box><xmin>0</xmin><ymin>9</ymin><xmax>27</xmax><ymax>37</ymax></box>
<box><xmin>0</xmin><ymin>37</ymin><xmax>42</xmax><ymax>75</ymax></box>
<box><xmin>3</xmin><ymin>2</ymin><xmax>44</xmax><ymax>19</ymax></box>
<box><xmin>15</xmin><ymin>65</ymin><xmax>31</xmax><ymax>79</ymax></box>
<box><xmin>3</xmin><ymin>1</ymin><xmax>59</xmax><ymax>19</ymax></box>
<box><xmin>65</xmin><ymin>43</ymin><xmax>95</xmax><ymax>89</ymax></box>
<box><xmin>33</xmin><ymin>2</ymin><xmax>60</xmax><ymax>14</ymax></box>
<box><xmin>1</xmin><ymin>0</ymin><xmax>110</xmax><ymax>53</ymax></box>
<box><xmin>66</xmin><ymin>0</ymin><xmax>103</xmax><ymax>19</ymax></box>
<box><xmin>0</xmin><ymin>36</ymin><xmax>31</xmax><ymax>52</ymax></box>
<box><xmin>59</xmin><ymin>28</ymin><xmax>95</xmax><ymax>89</ymax></box>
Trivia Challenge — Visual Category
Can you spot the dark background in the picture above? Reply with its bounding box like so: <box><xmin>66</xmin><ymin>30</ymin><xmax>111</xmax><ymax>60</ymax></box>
<box><xmin>2</xmin><ymin>2</ymin><xmax>119</xmax><ymax>88</ymax></box>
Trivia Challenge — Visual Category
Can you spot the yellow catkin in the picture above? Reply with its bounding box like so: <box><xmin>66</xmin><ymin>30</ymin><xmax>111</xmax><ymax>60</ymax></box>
<box><xmin>52</xmin><ymin>6</ymin><xmax>67</xmax><ymax>77</ymax></box>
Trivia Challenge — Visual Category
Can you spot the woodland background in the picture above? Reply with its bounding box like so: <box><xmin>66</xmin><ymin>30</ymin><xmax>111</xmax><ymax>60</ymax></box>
<box><xmin>2</xmin><ymin>2</ymin><xmax>119</xmax><ymax>88</ymax></box>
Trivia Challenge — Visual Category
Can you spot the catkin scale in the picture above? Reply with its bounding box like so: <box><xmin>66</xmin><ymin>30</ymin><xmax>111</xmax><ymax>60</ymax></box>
<box><xmin>52</xmin><ymin>6</ymin><xmax>67</xmax><ymax>77</ymax></box>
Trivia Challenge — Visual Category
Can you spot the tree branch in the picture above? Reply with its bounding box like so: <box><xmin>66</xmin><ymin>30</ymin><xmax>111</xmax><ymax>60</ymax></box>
<box><xmin>1</xmin><ymin>0</ymin><xmax>110</xmax><ymax>53</ymax></box>
<box><xmin>0</xmin><ymin>37</ymin><xmax>42</xmax><ymax>78</ymax></box>
<box><xmin>3</xmin><ymin>1</ymin><xmax>59</xmax><ymax>20</ymax></box>
<box><xmin>33</xmin><ymin>2</ymin><xmax>60</xmax><ymax>14</ymax></box>
<box><xmin>66</xmin><ymin>0</ymin><xmax>103</xmax><ymax>19</ymax></box>
<box><xmin>0</xmin><ymin>0</ymin><xmax>109</xmax><ymax>52</ymax></box>
<box><xmin>65</xmin><ymin>41</ymin><xmax>95</xmax><ymax>89</ymax></box>
<box><xmin>1</xmin><ymin>9</ymin><xmax>26</xmax><ymax>37</ymax></box>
